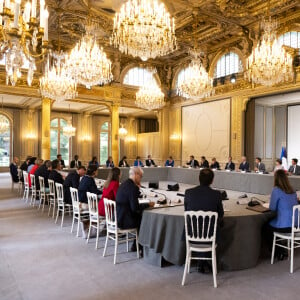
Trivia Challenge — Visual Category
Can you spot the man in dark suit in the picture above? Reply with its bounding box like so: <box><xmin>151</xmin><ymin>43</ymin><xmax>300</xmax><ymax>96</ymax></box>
<box><xmin>70</xmin><ymin>155</ymin><xmax>81</xmax><ymax>168</ymax></box>
<box><xmin>225</xmin><ymin>156</ymin><xmax>235</xmax><ymax>171</ymax></box>
<box><xmin>57</xmin><ymin>154</ymin><xmax>65</xmax><ymax>169</ymax></box>
<box><xmin>63</xmin><ymin>166</ymin><xmax>86</xmax><ymax>204</ymax></box>
<box><xmin>35</xmin><ymin>160</ymin><xmax>52</xmax><ymax>190</ymax></box>
<box><xmin>145</xmin><ymin>155</ymin><xmax>156</xmax><ymax>167</ymax></box>
<box><xmin>239</xmin><ymin>156</ymin><xmax>250</xmax><ymax>172</ymax></box>
<box><xmin>9</xmin><ymin>157</ymin><xmax>19</xmax><ymax>182</ymax></box>
<box><xmin>186</xmin><ymin>155</ymin><xmax>200</xmax><ymax>168</ymax></box>
<box><xmin>49</xmin><ymin>159</ymin><xmax>64</xmax><ymax>184</ymax></box>
<box><xmin>288</xmin><ymin>158</ymin><xmax>300</xmax><ymax>175</ymax></box>
<box><xmin>210</xmin><ymin>157</ymin><xmax>220</xmax><ymax>170</ymax></box>
<box><xmin>119</xmin><ymin>156</ymin><xmax>130</xmax><ymax>167</ymax></box>
<box><xmin>200</xmin><ymin>156</ymin><xmax>209</xmax><ymax>168</ymax></box>
<box><xmin>254</xmin><ymin>157</ymin><xmax>266</xmax><ymax>172</ymax></box>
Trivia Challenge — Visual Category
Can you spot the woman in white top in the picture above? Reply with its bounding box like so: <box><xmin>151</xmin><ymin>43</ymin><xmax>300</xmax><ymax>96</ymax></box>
<box><xmin>274</xmin><ymin>159</ymin><xmax>285</xmax><ymax>172</ymax></box>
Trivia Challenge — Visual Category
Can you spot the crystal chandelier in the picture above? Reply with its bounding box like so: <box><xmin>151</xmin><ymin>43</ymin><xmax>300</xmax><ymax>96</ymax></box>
<box><xmin>0</xmin><ymin>97</ymin><xmax>9</xmax><ymax>134</ymax></box>
<box><xmin>119</xmin><ymin>124</ymin><xmax>128</xmax><ymax>139</ymax></box>
<box><xmin>111</xmin><ymin>0</ymin><xmax>177</xmax><ymax>61</ymax></box>
<box><xmin>63</xmin><ymin>123</ymin><xmax>76</xmax><ymax>138</ymax></box>
<box><xmin>177</xmin><ymin>50</ymin><xmax>214</xmax><ymax>100</ymax></box>
<box><xmin>0</xmin><ymin>0</ymin><xmax>49</xmax><ymax>86</ymax></box>
<box><xmin>40</xmin><ymin>52</ymin><xmax>77</xmax><ymax>102</ymax></box>
<box><xmin>245</xmin><ymin>17</ymin><xmax>294</xmax><ymax>86</ymax></box>
<box><xmin>66</xmin><ymin>30</ymin><xmax>113</xmax><ymax>89</ymax></box>
<box><xmin>136</xmin><ymin>69</ymin><xmax>165</xmax><ymax>110</ymax></box>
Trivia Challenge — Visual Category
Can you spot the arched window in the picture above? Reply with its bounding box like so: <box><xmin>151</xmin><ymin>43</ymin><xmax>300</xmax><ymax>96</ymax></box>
<box><xmin>0</xmin><ymin>114</ymin><xmax>11</xmax><ymax>167</ymax></box>
<box><xmin>176</xmin><ymin>66</ymin><xmax>194</xmax><ymax>89</ymax></box>
<box><xmin>214</xmin><ymin>52</ymin><xmax>242</xmax><ymax>78</ymax></box>
<box><xmin>50</xmin><ymin>118</ymin><xmax>70</xmax><ymax>166</ymax></box>
<box><xmin>123</xmin><ymin>67</ymin><xmax>159</xmax><ymax>87</ymax></box>
<box><xmin>279</xmin><ymin>31</ymin><xmax>300</xmax><ymax>48</ymax></box>
<box><xmin>99</xmin><ymin>122</ymin><xmax>111</xmax><ymax>165</ymax></box>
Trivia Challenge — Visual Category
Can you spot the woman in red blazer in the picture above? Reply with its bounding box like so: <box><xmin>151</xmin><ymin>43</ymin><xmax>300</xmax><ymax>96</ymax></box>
<box><xmin>98</xmin><ymin>167</ymin><xmax>121</xmax><ymax>216</ymax></box>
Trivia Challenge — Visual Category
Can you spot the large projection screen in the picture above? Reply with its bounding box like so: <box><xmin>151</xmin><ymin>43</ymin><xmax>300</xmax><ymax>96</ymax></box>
<box><xmin>182</xmin><ymin>99</ymin><xmax>231</xmax><ymax>165</ymax></box>
<box><xmin>288</xmin><ymin>105</ymin><xmax>300</xmax><ymax>164</ymax></box>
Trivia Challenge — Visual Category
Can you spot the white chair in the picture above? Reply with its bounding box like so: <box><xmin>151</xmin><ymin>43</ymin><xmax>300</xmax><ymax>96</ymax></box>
<box><xmin>181</xmin><ymin>210</ymin><xmax>218</xmax><ymax>288</ymax></box>
<box><xmin>55</xmin><ymin>183</ymin><xmax>72</xmax><ymax>227</ymax></box>
<box><xmin>103</xmin><ymin>198</ymin><xmax>139</xmax><ymax>264</ymax></box>
<box><xmin>70</xmin><ymin>187</ymin><xmax>89</xmax><ymax>237</ymax></box>
<box><xmin>48</xmin><ymin>179</ymin><xmax>56</xmax><ymax>218</ymax></box>
<box><xmin>271</xmin><ymin>204</ymin><xmax>300</xmax><ymax>273</ymax></box>
<box><xmin>22</xmin><ymin>171</ymin><xmax>30</xmax><ymax>203</ymax></box>
<box><xmin>30</xmin><ymin>174</ymin><xmax>39</xmax><ymax>207</ymax></box>
<box><xmin>38</xmin><ymin>176</ymin><xmax>49</xmax><ymax>212</ymax></box>
<box><xmin>17</xmin><ymin>168</ymin><xmax>23</xmax><ymax>195</ymax></box>
<box><xmin>86</xmin><ymin>192</ymin><xmax>105</xmax><ymax>249</ymax></box>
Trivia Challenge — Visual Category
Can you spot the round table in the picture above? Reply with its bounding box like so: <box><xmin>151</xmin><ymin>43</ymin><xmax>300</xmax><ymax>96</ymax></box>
<box><xmin>139</xmin><ymin>198</ymin><xmax>275</xmax><ymax>271</ymax></box>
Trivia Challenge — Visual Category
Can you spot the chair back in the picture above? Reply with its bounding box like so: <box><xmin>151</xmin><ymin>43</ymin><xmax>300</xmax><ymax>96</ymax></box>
<box><xmin>48</xmin><ymin>179</ymin><xmax>55</xmax><ymax>200</ymax></box>
<box><xmin>292</xmin><ymin>205</ymin><xmax>300</xmax><ymax>234</ymax></box>
<box><xmin>95</xmin><ymin>178</ymin><xmax>105</xmax><ymax>189</ymax></box>
<box><xmin>55</xmin><ymin>183</ymin><xmax>64</xmax><ymax>205</ymax></box>
<box><xmin>39</xmin><ymin>176</ymin><xmax>45</xmax><ymax>193</ymax></box>
<box><xmin>184</xmin><ymin>210</ymin><xmax>218</xmax><ymax>245</ymax></box>
<box><xmin>103</xmin><ymin>198</ymin><xmax>117</xmax><ymax>230</ymax></box>
<box><xmin>23</xmin><ymin>171</ymin><xmax>29</xmax><ymax>188</ymax></box>
<box><xmin>87</xmin><ymin>192</ymin><xmax>99</xmax><ymax>221</ymax></box>
<box><xmin>70</xmin><ymin>187</ymin><xmax>80</xmax><ymax>214</ymax></box>
<box><xmin>30</xmin><ymin>174</ymin><xmax>36</xmax><ymax>191</ymax></box>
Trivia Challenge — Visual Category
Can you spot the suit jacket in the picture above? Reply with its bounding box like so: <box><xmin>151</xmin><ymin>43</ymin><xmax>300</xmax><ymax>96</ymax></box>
<box><xmin>106</xmin><ymin>160</ymin><xmax>115</xmax><ymax>168</ymax></box>
<box><xmin>59</xmin><ymin>159</ymin><xmax>66</xmax><ymax>168</ymax></box>
<box><xmin>35</xmin><ymin>164</ymin><xmax>50</xmax><ymax>189</ymax></box>
<box><xmin>288</xmin><ymin>165</ymin><xmax>300</xmax><ymax>175</ymax></box>
<box><xmin>187</xmin><ymin>159</ymin><xmax>200</xmax><ymax>168</ymax></box>
<box><xmin>225</xmin><ymin>162</ymin><xmax>235</xmax><ymax>171</ymax></box>
<box><xmin>199</xmin><ymin>160</ymin><xmax>209</xmax><ymax>168</ymax></box>
<box><xmin>118</xmin><ymin>159</ymin><xmax>129</xmax><ymax>167</ymax></box>
<box><xmin>48</xmin><ymin>170</ymin><xmax>64</xmax><ymax>185</ymax></box>
<box><xmin>116</xmin><ymin>179</ymin><xmax>149</xmax><ymax>229</ymax></box>
<box><xmin>239</xmin><ymin>161</ymin><xmax>250</xmax><ymax>171</ymax></box>
<box><xmin>210</xmin><ymin>161</ymin><xmax>220</xmax><ymax>169</ymax></box>
<box><xmin>145</xmin><ymin>159</ymin><xmax>156</xmax><ymax>167</ymax></box>
<box><xmin>78</xmin><ymin>175</ymin><xmax>101</xmax><ymax>203</ymax></box>
<box><xmin>165</xmin><ymin>159</ymin><xmax>174</xmax><ymax>167</ymax></box>
<box><xmin>63</xmin><ymin>172</ymin><xmax>80</xmax><ymax>204</ymax></box>
<box><xmin>70</xmin><ymin>160</ymin><xmax>81</xmax><ymax>168</ymax></box>
<box><xmin>256</xmin><ymin>162</ymin><xmax>266</xmax><ymax>172</ymax></box>
<box><xmin>9</xmin><ymin>163</ymin><xmax>19</xmax><ymax>182</ymax></box>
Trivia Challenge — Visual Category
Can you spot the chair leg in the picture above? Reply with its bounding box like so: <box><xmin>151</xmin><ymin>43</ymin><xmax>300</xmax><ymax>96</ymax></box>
<box><xmin>114</xmin><ymin>235</ymin><xmax>118</xmax><ymax>265</ymax></box>
<box><xmin>95</xmin><ymin>222</ymin><xmax>100</xmax><ymax>250</ymax></box>
<box><xmin>76</xmin><ymin>219</ymin><xmax>80</xmax><ymax>237</ymax></box>
<box><xmin>71</xmin><ymin>215</ymin><xmax>75</xmax><ymax>233</ymax></box>
<box><xmin>55</xmin><ymin>207</ymin><xmax>59</xmax><ymax>224</ymax></box>
<box><xmin>52</xmin><ymin>201</ymin><xmax>56</xmax><ymax>218</ymax></box>
<box><xmin>126</xmin><ymin>232</ymin><xmax>129</xmax><ymax>252</ymax></box>
<box><xmin>136</xmin><ymin>231</ymin><xmax>140</xmax><ymax>259</ymax></box>
<box><xmin>61</xmin><ymin>207</ymin><xmax>64</xmax><ymax>228</ymax></box>
<box><xmin>86</xmin><ymin>222</ymin><xmax>91</xmax><ymax>244</ymax></box>
<box><xmin>290</xmin><ymin>240</ymin><xmax>294</xmax><ymax>274</ymax></box>
<box><xmin>271</xmin><ymin>234</ymin><xmax>276</xmax><ymax>264</ymax></box>
<box><xmin>181</xmin><ymin>253</ymin><xmax>190</xmax><ymax>286</ymax></box>
<box><xmin>103</xmin><ymin>233</ymin><xmax>109</xmax><ymax>257</ymax></box>
<box><xmin>212</xmin><ymin>249</ymin><xmax>218</xmax><ymax>288</ymax></box>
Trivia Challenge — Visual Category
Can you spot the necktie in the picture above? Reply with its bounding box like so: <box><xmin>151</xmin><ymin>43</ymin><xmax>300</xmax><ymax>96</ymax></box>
<box><xmin>75</xmin><ymin>161</ymin><xmax>78</xmax><ymax>168</ymax></box>
<box><xmin>294</xmin><ymin>166</ymin><xmax>296</xmax><ymax>174</ymax></box>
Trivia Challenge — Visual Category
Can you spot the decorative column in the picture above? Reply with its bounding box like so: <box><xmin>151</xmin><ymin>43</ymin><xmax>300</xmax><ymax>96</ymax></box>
<box><xmin>41</xmin><ymin>97</ymin><xmax>51</xmax><ymax>160</ymax></box>
<box><xmin>111</xmin><ymin>103</ymin><xmax>120</xmax><ymax>165</ymax></box>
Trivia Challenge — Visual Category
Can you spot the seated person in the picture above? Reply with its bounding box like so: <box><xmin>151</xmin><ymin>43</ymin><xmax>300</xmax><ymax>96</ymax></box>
<box><xmin>106</xmin><ymin>156</ymin><xmax>115</xmax><ymax>168</ymax></box>
<box><xmin>199</xmin><ymin>156</ymin><xmax>209</xmax><ymax>168</ymax></box>
<box><xmin>28</xmin><ymin>158</ymin><xmax>43</xmax><ymax>187</ymax></box>
<box><xmin>133</xmin><ymin>156</ymin><xmax>144</xmax><ymax>167</ymax></box>
<box><xmin>20</xmin><ymin>156</ymin><xmax>32</xmax><ymax>172</ymax></box>
<box><xmin>70</xmin><ymin>155</ymin><xmax>81</xmax><ymax>168</ymax></box>
<box><xmin>35</xmin><ymin>160</ymin><xmax>52</xmax><ymax>190</ymax></box>
<box><xmin>57</xmin><ymin>154</ymin><xmax>65</xmax><ymax>169</ymax></box>
<box><xmin>145</xmin><ymin>155</ymin><xmax>156</xmax><ymax>167</ymax></box>
<box><xmin>27</xmin><ymin>156</ymin><xmax>37</xmax><ymax>173</ymax></box>
<box><xmin>165</xmin><ymin>156</ymin><xmax>174</xmax><ymax>167</ymax></box>
<box><xmin>225</xmin><ymin>156</ymin><xmax>235</xmax><ymax>171</ymax></box>
<box><xmin>119</xmin><ymin>155</ymin><xmax>129</xmax><ymax>167</ymax></box>
<box><xmin>9</xmin><ymin>156</ymin><xmax>19</xmax><ymax>183</ymax></box>
<box><xmin>210</xmin><ymin>157</ymin><xmax>220</xmax><ymax>170</ymax></box>
<box><xmin>63</xmin><ymin>166</ymin><xmax>86</xmax><ymax>205</ymax></box>
<box><xmin>254</xmin><ymin>157</ymin><xmax>266</xmax><ymax>172</ymax></box>
<box><xmin>78</xmin><ymin>166</ymin><xmax>102</xmax><ymax>210</ymax></box>
<box><xmin>89</xmin><ymin>156</ymin><xmax>99</xmax><ymax>168</ymax></box>
<box><xmin>238</xmin><ymin>156</ymin><xmax>250</xmax><ymax>172</ymax></box>
<box><xmin>288</xmin><ymin>158</ymin><xmax>300</xmax><ymax>175</ymax></box>
<box><xmin>98</xmin><ymin>167</ymin><xmax>121</xmax><ymax>217</ymax></box>
<box><xmin>186</xmin><ymin>155</ymin><xmax>200</xmax><ymax>168</ymax></box>
<box><xmin>264</xmin><ymin>170</ymin><xmax>298</xmax><ymax>259</ymax></box>
<box><xmin>274</xmin><ymin>159</ymin><xmax>285</xmax><ymax>172</ymax></box>
<box><xmin>48</xmin><ymin>159</ymin><xmax>64</xmax><ymax>184</ymax></box>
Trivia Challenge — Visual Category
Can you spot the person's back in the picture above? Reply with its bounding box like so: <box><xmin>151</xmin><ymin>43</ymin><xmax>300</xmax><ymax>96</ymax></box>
<box><xmin>35</xmin><ymin>161</ymin><xmax>51</xmax><ymax>189</ymax></box>
<box><xmin>99</xmin><ymin>180</ymin><xmax>119</xmax><ymax>216</ymax></box>
<box><xmin>63</xmin><ymin>171</ymin><xmax>80</xmax><ymax>204</ymax></box>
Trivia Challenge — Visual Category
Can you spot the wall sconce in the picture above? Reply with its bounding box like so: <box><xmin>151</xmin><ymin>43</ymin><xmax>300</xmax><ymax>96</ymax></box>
<box><xmin>126</xmin><ymin>136</ymin><xmax>137</xmax><ymax>142</ymax></box>
<box><xmin>170</xmin><ymin>133</ymin><xmax>181</xmax><ymax>140</ymax></box>
<box><xmin>25</xmin><ymin>132</ymin><xmax>37</xmax><ymax>140</ymax></box>
<box><xmin>81</xmin><ymin>135</ymin><xmax>92</xmax><ymax>142</ymax></box>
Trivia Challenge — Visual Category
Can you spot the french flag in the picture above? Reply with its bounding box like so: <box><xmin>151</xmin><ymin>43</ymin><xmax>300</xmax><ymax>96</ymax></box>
<box><xmin>280</xmin><ymin>146</ymin><xmax>288</xmax><ymax>171</ymax></box>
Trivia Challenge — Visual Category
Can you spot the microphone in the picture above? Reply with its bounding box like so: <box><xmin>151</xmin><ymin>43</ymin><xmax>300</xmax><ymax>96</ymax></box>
<box><xmin>151</xmin><ymin>190</ymin><xmax>168</xmax><ymax>205</ymax></box>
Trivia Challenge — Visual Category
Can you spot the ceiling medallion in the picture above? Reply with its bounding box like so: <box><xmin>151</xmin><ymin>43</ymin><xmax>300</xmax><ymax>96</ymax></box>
<box><xmin>111</xmin><ymin>0</ymin><xmax>177</xmax><ymax>61</ymax></box>
<box><xmin>177</xmin><ymin>50</ymin><xmax>214</xmax><ymax>100</ymax></box>
<box><xmin>66</xmin><ymin>29</ymin><xmax>113</xmax><ymax>89</ymax></box>
<box><xmin>245</xmin><ymin>17</ymin><xmax>294</xmax><ymax>86</ymax></box>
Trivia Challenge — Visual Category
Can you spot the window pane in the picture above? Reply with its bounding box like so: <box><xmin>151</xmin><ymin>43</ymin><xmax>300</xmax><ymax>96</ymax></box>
<box><xmin>50</xmin><ymin>129</ymin><xmax>58</xmax><ymax>161</ymax></box>
<box><xmin>51</xmin><ymin>118</ymin><xmax>58</xmax><ymax>127</ymax></box>
<box><xmin>0</xmin><ymin>115</ymin><xmax>10</xmax><ymax>167</ymax></box>
<box><xmin>279</xmin><ymin>31</ymin><xmax>300</xmax><ymax>48</ymax></box>
<box><xmin>101</xmin><ymin>122</ymin><xmax>109</xmax><ymax>131</ymax></box>
<box><xmin>214</xmin><ymin>52</ymin><xmax>242</xmax><ymax>78</ymax></box>
<box><xmin>60</xmin><ymin>119</ymin><xmax>67</xmax><ymax>127</ymax></box>
<box><xmin>100</xmin><ymin>132</ymin><xmax>108</xmax><ymax>165</ymax></box>
<box><xmin>60</xmin><ymin>130</ymin><xmax>69</xmax><ymax>166</ymax></box>
<box><xmin>123</xmin><ymin>67</ymin><xmax>158</xmax><ymax>87</ymax></box>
